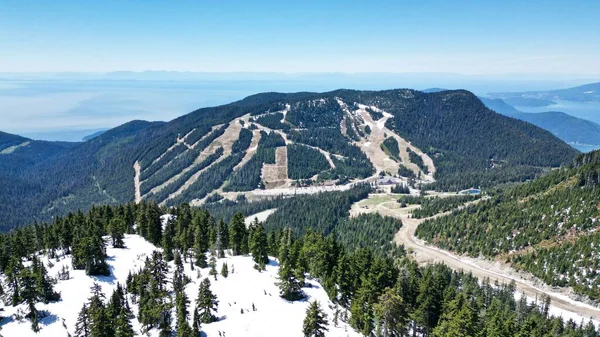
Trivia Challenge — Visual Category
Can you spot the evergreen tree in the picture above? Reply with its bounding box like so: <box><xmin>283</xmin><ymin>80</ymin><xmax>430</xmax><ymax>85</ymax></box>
<box><xmin>193</xmin><ymin>212</ymin><xmax>210</xmax><ymax>265</ymax></box>
<box><xmin>114</xmin><ymin>306</ymin><xmax>135</xmax><ymax>337</ymax></box>
<box><xmin>209</xmin><ymin>255</ymin><xmax>218</xmax><ymax>280</ymax></box>
<box><xmin>20</xmin><ymin>268</ymin><xmax>40</xmax><ymax>333</ymax></box>
<box><xmin>433</xmin><ymin>293</ymin><xmax>477</xmax><ymax>337</ymax></box>
<box><xmin>74</xmin><ymin>304</ymin><xmax>92</xmax><ymax>337</ymax></box>
<box><xmin>220</xmin><ymin>262</ymin><xmax>229</xmax><ymax>278</ymax></box>
<box><xmin>277</xmin><ymin>261</ymin><xmax>304</xmax><ymax>301</ymax></box>
<box><xmin>109</xmin><ymin>218</ymin><xmax>125</xmax><ymax>249</ymax></box>
<box><xmin>175</xmin><ymin>290</ymin><xmax>192</xmax><ymax>337</ymax></box>
<box><xmin>249</xmin><ymin>219</ymin><xmax>269</xmax><ymax>270</ymax></box>
<box><xmin>374</xmin><ymin>288</ymin><xmax>408</xmax><ymax>337</ymax></box>
<box><xmin>303</xmin><ymin>301</ymin><xmax>328</xmax><ymax>337</ymax></box>
<box><xmin>191</xmin><ymin>307</ymin><xmax>201</xmax><ymax>337</ymax></box>
<box><xmin>196</xmin><ymin>278</ymin><xmax>218</xmax><ymax>323</ymax></box>
<box><xmin>162</xmin><ymin>217</ymin><xmax>175</xmax><ymax>262</ymax></box>
<box><xmin>229</xmin><ymin>213</ymin><xmax>247</xmax><ymax>255</ymax></box>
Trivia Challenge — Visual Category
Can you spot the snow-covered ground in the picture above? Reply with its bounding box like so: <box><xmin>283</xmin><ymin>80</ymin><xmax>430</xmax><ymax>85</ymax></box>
<box><xmin>244</xmin><ymin>208</ymin><xmax>277</xmax><ymax>226</ymax></box>
<box><xmin>1</xmin><ymin>235</ymin><xmax>360</xmax><ymax>337</ymax></box>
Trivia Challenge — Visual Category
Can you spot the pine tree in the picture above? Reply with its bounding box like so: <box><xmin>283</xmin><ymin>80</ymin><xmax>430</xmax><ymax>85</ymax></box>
<box><xmin>88</xmin><ymin>283</ymin><xmax>113</xmax><ymax>337</ymax></box>
<box><xmin>349</xmin><ymin>278</ymin><xmax>376</xmax><ymax>336</ymax></box>
<box><xmin>228</xmin><ymin>213</ymin><xmax>247</xmax><ymax>255</ymax></box>
<box><xmin>303</xmin><ymin>301</ymin><xmax>328</xmax><ymax>337</ymax></box>
<box><xmin>32</xmin><ymin>256</ymin><xmax>60</xmax><ymax>302</ymax></box>
<box><xmin>374</xmin><ymin>288</ymin><xmax>408</xmax><ymax>337</ymax></box>
<box><xmin>220</xmin><ymin>262</ymin><xmax>229</xmax><ymax>278</ymax></box>
<box><xmin>277</xmin><ymin>261</ymin><xmax>304</xmax><ymax>301</ymax></box>
<box><xmin>162</xmin><ymin>217</ymin><xmax>175</xmax><ymax>262</ymax></box>
<box><xmin>249</xmin><ymin>219</ymin><xmax>269</xmax><ymax>270</ymax></box>
<box><xmin>209</xmin><ymin>255</ymin><xmax>218</xmax><ymax>280</ymax></box>
<box><xmin>74</xmin><ymin>304</ymin><xmax>92</xmax><ymax>337</ymax></box>
<box><xmin>145</xmin><ymin>203</ymin><xmax>163</xmax><ymax>245</ymax></box>
<box><xmin>175</xmin><ymin>290</ymin><xmax>192</xmax><ymax>337</ymax></box>
<box><xmin>109</xmin><ymin>218</ymin><xmax>125</xmax><ymax>249</ymax></box>
<box><xmin>196</xmin><ymin>278</ymin><xmax>219</xmax><ymax>323</ymax></box>
<box><xmin>20</xmin><ymin>268</ymin><xmax>40</xmax><ymax>332</ymax></box>
<box><xmin>191</xmin><ymin>308</ymin><xmax>200</xmax><ymax>336</ymax></box>
<box><xmin>193</xmin><ymin>212</ymin><xmax>210</xmax><ymax>265</ymax></box>
<box><xmin>432</xmin><ymin>293</ymin><xmax>477</xmax><ymax>337</ymax></box>
<box><xmin>114</xmin><ymin>306</ymin><xmax>135</xmax><ymax>337</ymax></box>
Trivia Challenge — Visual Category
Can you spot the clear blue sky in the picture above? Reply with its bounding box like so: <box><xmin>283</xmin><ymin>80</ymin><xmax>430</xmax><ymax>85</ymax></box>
<box><xmin>0</xmin><ymin>0</ymin><xmax>599</xmax><ymax>75</ymax></box>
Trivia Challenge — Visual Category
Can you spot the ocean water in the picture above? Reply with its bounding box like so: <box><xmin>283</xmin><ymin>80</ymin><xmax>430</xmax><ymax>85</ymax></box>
<box><xmin>516</xmin><ymin>100</ymin><xmax>600</xmax><ymax>125</ymax></box>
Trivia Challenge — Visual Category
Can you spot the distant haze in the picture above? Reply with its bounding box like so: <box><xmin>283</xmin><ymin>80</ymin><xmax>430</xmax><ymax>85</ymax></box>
<box><xmin>1</xmin><ymin>72</ymin><xmax>598</xmax><ymax>141</ymax></box>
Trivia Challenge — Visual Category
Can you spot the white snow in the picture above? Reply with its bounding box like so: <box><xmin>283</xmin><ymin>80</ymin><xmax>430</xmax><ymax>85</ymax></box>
<box><xmin>1</xmin><ymin>235</ymin><xmax>360</xmax><ymax>337</ymax></box>
<box><xmin>244</xmin><ymin>208</ymin><xmax>277</xmax><ymax>226</ymax></box>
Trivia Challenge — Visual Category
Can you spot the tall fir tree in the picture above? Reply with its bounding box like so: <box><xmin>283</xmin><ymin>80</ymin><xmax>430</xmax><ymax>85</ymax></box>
<box><xmin>374</xmin><ymin>288</ymin><xmax>408</xmax><ymax>337</ymax></box>
<box><xmin>74</xmin><ymin>304</ymin><xmax>91</xmax><ymax>337</ymax></box>
<box><xmin>196</xmin><ymin>278</ymin><xmax>219</xmax><ymax>323</ymax></box>
<box><xmin>249</xmin><ymin>219</ymin><xmax>269</xmax><ymax>270</ymax></box>
<box><xmin>162</xmin><ymin>216</ymin><xmax>175</xmax><ymax>262</ymax></box>
<box><xmin>228</xmin><ymin>213</ymin><xmax>247</xmax><ymax>255</ymax></box>
<box><xmin>303</xmin><ymin>301</ymin><xmax>328</xmax><ymax>337</ymax></box>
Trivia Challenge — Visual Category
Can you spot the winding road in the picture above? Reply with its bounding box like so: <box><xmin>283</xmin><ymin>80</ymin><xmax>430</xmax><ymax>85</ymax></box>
<box><xmin>351</xmin><ymin>194</ymin><xmax>600</xmax><ymax>322</ymax></box>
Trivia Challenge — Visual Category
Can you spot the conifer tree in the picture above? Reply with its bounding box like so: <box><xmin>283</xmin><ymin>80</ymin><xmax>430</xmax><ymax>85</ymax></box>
<box><xmin>303</xmin><ymin>301</ymin><xmax>328</xmax><ymax>337</ymax></box>
<box><xmin>220</xmin><ymin>262</ymin><xmax>229</xmax><ymax>278</ymax></box>
<box><xmin>249</xmin><ymin>219</ymin><xmax>269</xmax><ymax>270</ymax></box>
<box><xmin>191</xmin><ymin>308</ymin><xmax>200</xmax><ymax>336</ymax></box>
<box><xmin>145</xmin><ymin>202</ymin><xmax>163</xmax><ymax>245</ymax></box>
<box><xmin>162</xmin><ymin>217</ymin><xmax>175</xmax><ymax>262</ymax></box>
<box><xmin>209</xmin><ymin>255</ymin><xmax>217</xmax><ymax>280</ymax></box>
<box><xmin>196</xmin><ymin>278</ymin><xmax>219</xmax><ymax>323</ymax></box>
<box><xmin>277</xmin><ymin>261</ymin><xmax>304</xmax><ymax>301</ymax></box>
<box><xmin>175</xmin><ymin>290</ymin><xmax>192</xmax><ymax>337</ymax></box>
<box><xmin>228</xmin><ymin>213</ymin><xmax>247</xmax><ymax>255</ymax></box>
<box><xmin>218</xmin><ymin>220</ymin><xmax>229</xmax><ymax>251</ymax></box>
<box><xmin>114</xmin><ymin>306</ymin><xmax>135</xmax><ymax>337</ymax></box>
<box><xmin>74</xmin><ymin>304</ymin><xmax>91</xmax><ymax>337</ymax></box>
<box><xmin>374</xmin><ymin>288</ymin><xmax>408</xmax><ymax>337</ymax></box>
<box><xmin>193</xmin><ymin>212</ymin><xmax>210</xmax><ymax>264</ymax></box>
<box><xmin>109</xmin><ymin>218</ymin><xmax>125</xmax><ymax>249</ymax></box>
<box><xmin>20</xmin><ymin>268</ymin><xmax>40</xmax><ymax>332</ymax></box>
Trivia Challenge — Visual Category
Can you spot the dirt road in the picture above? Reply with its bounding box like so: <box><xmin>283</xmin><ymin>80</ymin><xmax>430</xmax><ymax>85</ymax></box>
<box><xmin>352</xmin><ymin>194</ymin><xmax>600</xmax><ymax>321</ymax></box>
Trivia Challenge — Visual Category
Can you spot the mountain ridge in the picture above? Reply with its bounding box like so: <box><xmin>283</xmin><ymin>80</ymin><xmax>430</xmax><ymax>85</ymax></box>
<box><xmin>0</xmin><ymin>88</ymin><xmax>578</xmax><ymax>230</ymax></box>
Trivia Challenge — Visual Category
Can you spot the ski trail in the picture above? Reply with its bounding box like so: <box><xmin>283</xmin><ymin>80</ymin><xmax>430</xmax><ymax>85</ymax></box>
<box><xmin>134</xmin><ymin>161</ymin><xmax>141</xmax><ymax>203</ymax></box>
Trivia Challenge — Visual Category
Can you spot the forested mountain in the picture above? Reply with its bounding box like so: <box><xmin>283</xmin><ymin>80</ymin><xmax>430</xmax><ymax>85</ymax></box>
<box><xmin>480</xmin><ymin>97</ymin><xmax>600</xmax><ymax>151</ymax></box>
<box><xmin>0</xmin><ymin>89</ymin><xmax>578</xmax><ymax>230</ymax></box>
<box><xmin>416</xmin><ymin>149</ymin><xmax>600</xmax><ymax>300</ymax></box>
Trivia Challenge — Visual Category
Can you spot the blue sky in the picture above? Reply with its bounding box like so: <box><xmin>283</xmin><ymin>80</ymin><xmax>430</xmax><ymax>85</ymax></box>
<box><xmin>1</xmin><ymin>0</ymin><xmax>599</xmax><ymax>75</ymax></box>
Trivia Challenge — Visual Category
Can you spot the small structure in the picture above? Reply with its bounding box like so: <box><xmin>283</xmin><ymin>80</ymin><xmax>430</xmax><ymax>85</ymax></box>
<box><xmin>458</xmin><ymin>188</ymin><xmax>481</xmax><ymax>195</ymax></box>
<box><xmin>376</xmin><ymin>176</ymin><xmax>403</xmax><ymax>186</ymax></box>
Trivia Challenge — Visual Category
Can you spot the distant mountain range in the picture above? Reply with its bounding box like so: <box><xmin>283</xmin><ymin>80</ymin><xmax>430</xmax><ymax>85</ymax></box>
<box><xmin>489</xmin><ymin>82</ymin><xmax>600</xmax><ymax>106</ymax></box>
<box><xmin>479</xmin><ymin>97</ymin><xmax>600</xmax><ymax>152</ymax></box>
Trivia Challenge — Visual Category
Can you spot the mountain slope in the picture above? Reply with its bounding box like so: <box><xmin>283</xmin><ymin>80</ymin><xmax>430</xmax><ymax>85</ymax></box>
<box><xmin>0</xmin><ymin>89</ymin><xmax>578</xmax><ymax>230</ymax></box>
<box><xmin>480</xmin><ymin>97</ymin><xmax>600</xmax><ymax>151</ymax></box>
<box><xmin>416</xmin><ymin>150</ymin><xmax>600</xmax><ymax>300</ymax></box>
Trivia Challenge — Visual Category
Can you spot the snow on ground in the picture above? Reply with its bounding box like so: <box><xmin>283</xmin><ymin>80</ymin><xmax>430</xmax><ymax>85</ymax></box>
<box><xmin>244</xmin><ymin>208</ymin><xmax>277</xmax><ymax>226</ymax></box>
<box><xmin>1</xmin><ymin>235</ymin><xmax>360</xmax><ymax>337</ymax></box>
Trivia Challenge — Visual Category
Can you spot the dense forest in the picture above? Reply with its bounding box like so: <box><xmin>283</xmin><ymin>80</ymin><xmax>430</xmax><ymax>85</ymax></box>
<box><xmin>397</xmin><ymin>194</ymin><xmax>480</xmax><ymax>218</ymax></box>
<box><xmin>287</xmin><ymin>144</ymin><xmax>331</xmax><ymax>180</ymax></box>
<box><xmin>1</xmin><ymin>194</ymin><xmax>598</xmax><ymax>336</ymax></box>
<box><xmin>416</xmin><ymin>150</ymin><xmax>600</xmax><ymax>300</ymax></box>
